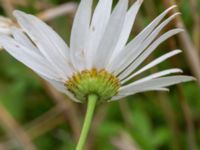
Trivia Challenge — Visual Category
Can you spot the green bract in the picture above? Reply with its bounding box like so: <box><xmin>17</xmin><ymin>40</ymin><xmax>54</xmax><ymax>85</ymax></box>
<box><xmin>66</xmin><ymin>69</ymin><xmax>120</xmax><ymax>102</ymax></box>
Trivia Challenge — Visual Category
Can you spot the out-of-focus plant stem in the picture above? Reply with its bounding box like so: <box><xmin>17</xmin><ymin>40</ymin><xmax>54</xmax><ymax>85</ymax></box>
<box><xmin>37</xmin><ymin>2</ymin><xmax>77</xmax><ymax>22</ymax></box>
<box><xmin>157</xmin><ymin>93</ymin><xmax>182</xmax><ymax>150</ymax></box>
<box><xmin>143</xmin><ymin>0</ymin><xmax>157</xmax><ymax>18</ymax></box>
<box><xmin>168</xmin><ymin>38</ymin><xmax>197</xmax><ymax>150</ymax></box>
<box><xmin>25</xmin><ymin>105</ymin><xmax>66</xmax><ymax>139</ymax></box>
<box><xmin>119</xmin><ymin>100</ymin><xmax>133</xmax><ymax>128</ymax></box>
<box><xmin>0</xmin><ymin>105</ymin><xmax>67</xmax><ymax>148</ymax></box>
<box><xmin>188</xmin><ymin>0</ymin><xmax>200</xmax><ymax>50</ymax></box>
<box><xmin>111</xmin><ymin>131</ymin><xmax>140</xmax><ymax>150</ymax></box>
<box><xmin>0</xmin><ymin>104</ymin><xmax>37</xmax><ymax>150</ymax></box>
<box><xmin>177</xmin><ymin>85</ymin><xmax>197</xmax><ymax>150</ymax></box>
<box><xmin>0</xmin><ymin>0</ymin><xmax>15</xmax><ymax>19</ymax></box>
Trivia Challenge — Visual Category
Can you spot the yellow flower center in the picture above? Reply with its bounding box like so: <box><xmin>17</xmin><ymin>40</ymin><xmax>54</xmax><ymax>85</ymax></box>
<box><xmin>65</xmin><ymin>68</ymin><xmax>120</xmax><ymax>102</ymax></box>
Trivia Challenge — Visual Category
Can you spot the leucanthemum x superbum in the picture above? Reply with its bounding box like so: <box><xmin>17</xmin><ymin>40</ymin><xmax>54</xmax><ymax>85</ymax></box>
<box><xmin>0</xmin><ymin>0</ymin><xmax>195</xmax><ymax>103</ymax></box>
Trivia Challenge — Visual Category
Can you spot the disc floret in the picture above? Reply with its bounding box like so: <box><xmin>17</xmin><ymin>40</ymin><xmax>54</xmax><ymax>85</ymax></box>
<box><xmin>65</xmin><ymin>68</ymin><xmax>120</xmax><ymax>102</ymax></box>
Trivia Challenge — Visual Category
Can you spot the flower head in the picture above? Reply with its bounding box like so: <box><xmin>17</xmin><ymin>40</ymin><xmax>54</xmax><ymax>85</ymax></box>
<box><xmin>0</xmin><ymin>0</ymin><xmax>194</xmax><ymax>103</ymax></box>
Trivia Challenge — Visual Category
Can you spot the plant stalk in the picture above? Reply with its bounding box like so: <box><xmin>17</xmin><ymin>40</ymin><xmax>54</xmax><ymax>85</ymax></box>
<box><xmin>76</xmin><ymin>94</ymin><xmax>98</xmax><ymax>150</ymax></box>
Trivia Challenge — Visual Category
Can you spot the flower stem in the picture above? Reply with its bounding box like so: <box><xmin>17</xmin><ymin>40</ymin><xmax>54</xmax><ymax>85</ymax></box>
<box><xmin>76</xmin><ymin>94</ymin><xmax>98</xmax><ymax>150</ymax></box>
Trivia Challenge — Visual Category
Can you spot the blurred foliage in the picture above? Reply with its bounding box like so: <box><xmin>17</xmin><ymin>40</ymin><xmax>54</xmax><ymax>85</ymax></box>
<box><xmin>0</xmin><ymin>0</ymin><xmax>200</xmax><ymax>150</ymax></box>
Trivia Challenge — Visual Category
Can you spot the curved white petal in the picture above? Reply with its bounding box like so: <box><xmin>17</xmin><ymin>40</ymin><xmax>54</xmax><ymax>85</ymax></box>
<box><xmin>110</xmin><ymin>0</ymin><xmax>143</xmax><ymax>60</ymax></box>
<box><xmin>93</xmin><ymin>0</ymin><xmax>128</xmax><ymax>69</ymax></box>
<box><xmin>107</xmin><ymin>6</ymin><xmax>178</xmax><ymax>72</ymax></box>
<box><xmin>118</xmin><ymin>29</ymin><xmax>183</xmax><ymax>80</ymax></box>
<box><xmin>13</xmin><ymin>10</ymin><xmax>73</xmax><ymax>78</ymax></box>
<box><xmin>110</xmin><ymin>88</ymin><xmax>169</xmax><ymax>101</ymax></box>
<box><xmin>122</xmin><ymin>68</ymin><xmax>182</xmax><ymax>85</ymax></box>
<box><xmin>70</xmin><ymin>0</ymin><xmax>93</xmax><ymax>71</ymax></box>
<box><xmin>86</xmin><ymin>0</ymin><xmax>113</xmax><ymax>69</ymax></box>
<box><xmin>121</xmin><ymin>49</ymin><xmax>182</xmax><ymax>82</ymax></box>
<box><xmin>0</xmin><ymin>35</ymin><xmax>60</xmax><ymax>80</ymax></box>
<box><xmin>120</xmin><ymin>75</ymin><xmax>195</xmax><ymax>94</ymax></box>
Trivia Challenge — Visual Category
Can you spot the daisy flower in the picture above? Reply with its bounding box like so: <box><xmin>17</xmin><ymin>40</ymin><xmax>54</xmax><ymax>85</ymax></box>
<box><xmin>0</xmin><ymin>0</ymin><xmax>195</xmax><ymax>149</ymax></box>
<box><xmin>0</xmin><ymin>0</ymin><xmax>194</xmax><ymax>103</ymax></box>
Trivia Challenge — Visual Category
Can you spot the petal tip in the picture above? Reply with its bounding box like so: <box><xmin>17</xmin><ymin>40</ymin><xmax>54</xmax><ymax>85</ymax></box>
<box><xmin>190</xmin><ymin>77</ymin><xmax>197</xmax><ymax>81</ymax></box>
<box><xmin>181</xmin><ymin>76</ymin><xmax>197</xmax><ymax>82</ymax></box>
<box><xmin>179</xmin><ymin>69</ymin><xmax>183</xmax><ymax>73</ymax></box>
<box><xmin>13</xmin><ymin>10</ymin><xmax>29</xmax><ymax>19</ymax></box>
<box><xmin>170</xmin><ymin>5</ymin><xmax>177</xmax><ymax>9</ymax></box>
<box><xmin>177</xmin><ymin>28</ymin><xmax>185</xmax><ymax>32</ymax></box>
<box><xmin>13</xmin><ymin>10</ymin><xmax>22</xmax><ymax>16</ymax></box>
<box><xmin>175</xmin><ymin>49</ymin><xmax>182</xmax><ymax>53</ymax></box>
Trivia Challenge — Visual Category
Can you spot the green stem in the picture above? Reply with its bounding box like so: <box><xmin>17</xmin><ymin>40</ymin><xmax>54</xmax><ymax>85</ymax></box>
<box><xmin>76</xmin><ymin>94</ymin><xmax>98</xmax><ymax>150</ymax></box>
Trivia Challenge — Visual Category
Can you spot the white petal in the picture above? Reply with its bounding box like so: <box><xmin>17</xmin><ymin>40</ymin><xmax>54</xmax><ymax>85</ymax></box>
<box><xmin>110</xmin><ymin>95</ymin><xmax>125</xmax><ymax>101</ymax></box>
<box><xmin>0</xmin><ymin>35</ymin><xmax>60</xmax><ymax>80</ymax></box>
<box><xmin>107</xmin><ymin>6</ymin><xmax>177</xmax><ymax>72</ymax></box>
<box><xmin>120</xmin><ymin>75</ymin><xmax>195</xmax><ymax>94</ymax></box>
<box><xmin>13</xmin><ymin>10</ymin><xmax>73</xmax><ymax>78</ymax></box>
<box><xmin>43</xmin><ymin>76</ymin><xmax>80</xmax><ymax>103</ymax></box>
<box><xmin>110</xmin><ymin>0</ymin><xmax>143</xmax><ymax>60</ymax></box>
<box><xmin>70</xmin><ymin>0</ymin><xmax>93</xmax><ymax>71</ymax></box>
<box><xmin>118</xmin><ymin>29</ymin><xmax>183</xmax><ymax>80</ymax></box>
<box><xmin>0</xmin><ymin>28</ymin><xmax>11</xmax><ymax>34</ymax></box>
<box><xmin>110</xmin><ymin>88</ymin><xmax>169</xmax><ymax>101</ymax></box>
<box><xmin>86</xmin><ymin>0</ymin><xmax>113</xmax><ymax>68</ymax></box>
<box><xmin>122</xmin><ymin>68</ymin><xmax>182</xmax><ymax>85</ymax></box>
<box><xmin>10</xmin><ymin>27</ymin><xmax>38</xmax><ymax>53</ymax></box>
<box><xmin>93</xmin><ymin>0</ymin><xmax>128</xmax><ymax>69</ymax></box>
<box><xmin>0</xmin><ymin>16</ymin><xmax>13</xmax><ymax>34</ymax></box>
<box><xmin>121</xmin><ymin>50</ymin><xmax>182</xmax><ymax>83</ymax></box>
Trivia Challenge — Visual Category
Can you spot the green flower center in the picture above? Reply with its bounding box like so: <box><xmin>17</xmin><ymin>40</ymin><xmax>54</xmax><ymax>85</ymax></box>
<box><xmin>65</xmin><ymin>69</ymin><xmax>120</xmax><ymax>102</ymax></box>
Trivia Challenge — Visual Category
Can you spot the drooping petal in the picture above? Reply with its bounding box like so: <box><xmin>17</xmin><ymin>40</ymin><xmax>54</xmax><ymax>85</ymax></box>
<box><xmin>0</xmin><ymin>35</ymin><xmax>60</xmax><ymax>80</ymax></box>
<box><xmin>123</xmin><ymin>68</ymin><xmax>183</xmax><ymax>85</ymax></box>
<box><xmin>86</xmin><ymin>0</ymin><xmax>113</xmax><ymax>68</ymax></box>
<box><xmin>13</xmin><ymin>10</ymin><xmax>73</xmax><ymax>78</ymax></box>
<box><xmin>120</xmin><ymin>49</ymin><xmax>182</xmax><ymax>82</ymax></box>
<box><xmin>110</xmin><ymin>88</ymin><xmax>169</xmax><ymax>101</ymax></box>
<box><xmin>93</xmin><ymin>0</ymin><xmax>128</xmax><ymax>69</ymax></box>
<box><xmin>70</xmin><ymin>0</ymin><xmax>93</xmax><ymax>71</ymax></box>
<box><xmin>119</xmin><ymin>76</ymin><xmax>195</xmax><ymax>94</ymax></box>
<box><xmin>111</xmin><ymin>0</ymin><xmax>143</xmax><ymax>60</ymax></box>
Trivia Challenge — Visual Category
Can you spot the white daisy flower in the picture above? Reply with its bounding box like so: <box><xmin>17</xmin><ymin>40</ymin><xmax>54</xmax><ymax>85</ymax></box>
<box><xmin>0</xmin><ymin>0</ymin><xmax>195</xmax><ymax>103</ymax></box>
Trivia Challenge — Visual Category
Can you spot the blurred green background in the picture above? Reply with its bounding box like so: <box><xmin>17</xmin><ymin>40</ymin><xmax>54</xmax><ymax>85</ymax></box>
<box><xmin>0</xmin><ymin>0</ymin><xmax>200</xmax><ymax>150</ymax></box>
